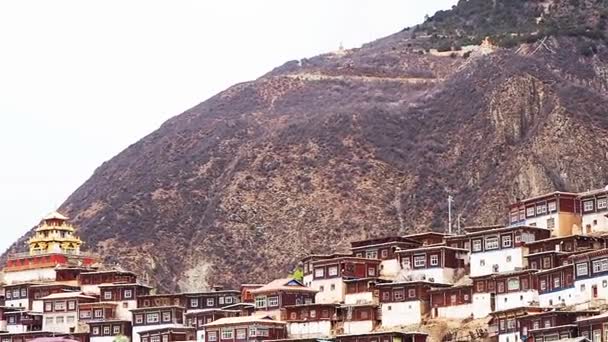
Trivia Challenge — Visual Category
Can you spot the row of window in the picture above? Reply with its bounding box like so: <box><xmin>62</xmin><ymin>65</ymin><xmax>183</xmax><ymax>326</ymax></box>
<box><xmin>91</xmin><ymin>324</ymin><xmax>123</xmax><ymax>336</ymax></box>
<box><xmin>510</xmin><ymin>202</ymin><xmax>558</xmax><ymax>223</ymax></box>
<box><xmin>401</xmin><ymin>254</ymin><xmax>439</xmax><ymax>269</ymax></box>
<box><xmin>142</xmin><ymin>335</ymin><xmax>169</xmax><ymax>342</ymax></box>
<box><xmin>475</xmin><ymin>278</ymin><xmax>531</xmax><ymax>293</ymax></box>
<box><xmin>102</xmin><ymin>289</ymin><xmax>133</xmax><ymax>300</ymax></box>
<box><xmin>583</xmin><ymin>198</ymin><xmax>608</xmax><ymax>212</ymax></box>
<box><xmin>255</xmin><ymin>295</ymin><xmax>279</xmax><ymax>308</ymax></box>
<box><xmin>471</xmin><ymin>235</ymin><xmax>514</xmax><ymax>252</ymax></box>
<box><xmin>576</xmin><ymin>258</ymin><xmax>608</xmax><ymax>277</ymax></box>
<box><xmin>188</xmin><ymin>296</ymin><xmax>233</xmax><ymax>307</ymax></box>
<box><xmin>44</xmin><ymin>300</ymin><xmax>77</xmax><ymax>312</ymax></box>
<box><xmin>5</xmin><ymin>288</ymin><xmax>28</xmax><ymax>300</ymax></box>
<box><xmin>134</xmin><ymin>312</ymin><xmax>174</xmax><ymax>324</ymax></box>
<box><xmin>381</xmin><ymin>288</ymin><xmax>416</xmax><ymax>301</ymax></box>
<box><xmin>44</xmin><ymin>315</ymin><xmax>76</xmax><ymax>325</ymax></box>
<box><xmin>208</xmin><ymin>327</ymin><xmax>270</xmax><ymax>341</ymax></box>
<box><xmin>287</xmin><ymin>308</ymin><xmax>332</xmax><ymax>320</ymax></box>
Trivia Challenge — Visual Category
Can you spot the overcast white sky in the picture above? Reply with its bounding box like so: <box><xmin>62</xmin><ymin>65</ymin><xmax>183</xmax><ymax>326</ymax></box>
<box><xmin>0</xmin><ymin>0</ymin><xmax>457</xmax><ymax>253</ymax></box>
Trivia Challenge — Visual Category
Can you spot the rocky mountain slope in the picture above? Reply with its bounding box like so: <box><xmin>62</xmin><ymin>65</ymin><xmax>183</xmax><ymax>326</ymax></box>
<box><xmin>5</xmin><ymin>0</ymin><xmax>608</xmax><ymax>291</ymax></box>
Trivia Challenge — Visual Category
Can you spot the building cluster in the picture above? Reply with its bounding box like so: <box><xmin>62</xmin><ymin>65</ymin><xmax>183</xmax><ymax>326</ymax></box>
<box><xmin>4</xmin><ymin>187</ymin><xmax>608</xmax><ymax>342</ymax></box>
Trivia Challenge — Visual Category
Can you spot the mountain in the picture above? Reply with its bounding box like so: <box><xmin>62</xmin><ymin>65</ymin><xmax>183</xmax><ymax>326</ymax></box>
<box><xmin>5</xmin><ymin>0</ymin><xmax>608</xmax><ymax>291</ymax></box>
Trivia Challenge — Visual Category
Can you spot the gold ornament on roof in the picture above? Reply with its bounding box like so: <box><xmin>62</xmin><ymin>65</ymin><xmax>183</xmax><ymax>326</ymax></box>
<box><xmin>28</xmin><ymin>211</ymin><xmax>83</xmax><ymax>256</ymax></box>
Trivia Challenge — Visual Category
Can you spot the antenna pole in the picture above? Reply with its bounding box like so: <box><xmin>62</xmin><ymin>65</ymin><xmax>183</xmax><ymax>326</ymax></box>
<box><xmin>448</xmin><ymin>195</ymin><xmax>453</xmax><ymax>234</ymax></box>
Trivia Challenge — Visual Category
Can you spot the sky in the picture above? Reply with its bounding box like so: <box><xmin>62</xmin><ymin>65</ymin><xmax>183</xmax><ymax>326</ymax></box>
<box><xmin>0</xmin><ymin>0</ymin><xmax>457</xmax><ymax>253</ymax></box>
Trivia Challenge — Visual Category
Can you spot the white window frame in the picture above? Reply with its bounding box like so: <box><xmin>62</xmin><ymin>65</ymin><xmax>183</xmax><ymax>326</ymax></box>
<box><xmin>507</xmin><ymin>278</ymin><xmax>520</xmax><ymax>291</ymax></box>
<box><xmin>593</xmin><ymin>260</ymin><xmax>603</xmax><ymax>273</ymax></box>
<box><xmin>224</xmin><ymin>296</ymin><xmax>233</xmax><ymax>304</ymax></box>
<box><xmin>113</xmin><ymin>325</ymin><xmax>121</xmax><ymax>335</ymax></box>
<box><xmin>584</xmin><ymin>201</ymin><xmax>595</xmax><ymax>212</ymax></box>
<box><xmin>103</xmin><ymin>291</ymin><xmax>112</xmax><ymax>300</ymax></box>
<box><xmin>536</xmin><ymin>204</ymin><xmax>547</xmax><ymax>215</ymax></box>
<box><xmin>190</xmin><ymin>298</ymin><xmax>199</xmax><ymax>308</ymax></box>
<box><xmin>367</xmin><ymin>267</ymin><xmax>375</xmax><ymax>276</ymax></box>
<box><xmin>485</xmin><ymin>236</ymin><xmax>499</xmax><ymax>250</ymax></box>
<box><xmin>135</xmin><ymin>315</ymin><xmax>143</xmax><ymax>324</ymax></box>
<box><xmin>206</xmin><ymin>298</ymin><xmax>214</xmax><ymax>307</ymax></box>
<box><xmin>208</xmin><ymin>332</ymin><xmax>217</xmax><ymax>342</ymax></box>
<box><xmin>54</xmin><ymin>301</ymin><xmax>66</xmax><ymax>311</ymax></box>
<box><xmin>430</xmin><ymin>254</ymin><xmax>439</xmax><ymax>266</ymax></box>
<box><xmin>328</xmin><ymin>266</ymin><xmax>338</xmax><ymax>277</ymax></box>
<box><xmin>92</xmin><ymin>326</ymin><xmax>100</xmax><ymax>335</ymax></box>
<box><xmin>236</xmin><ymin>329</ymin><xmax>246</xmax><ymax>339</ymax></box>
<box><xmin>146</xmin><ymin>313</ymin><xmax>160</xmax><ymax>324</ymax></box>
<box><xmin>401</xmin><ymin>257</ymin><xmax>411</xmax><ymax>269</ymax></box>
<box><xmin>255</xmin><ymin>296</ymin><xmax>267</xmax><ymax>308</ymax></box>
<box><xmin>413</xmin><ymin>255</ymin><xmax>426</xmax><ymax>267</ymax></box>
<box><xmin>577</xmin><ymin>263</ymin><xmax>589</xmax><ymax>276</ymax></box>
<box><xmin>472</xmin><ymin>240</ymin><xmax>482</xmax><ymax>252</ymax></box>
<box><xmin>221</xmin><ymin>328</ymin><xmax>233</xmax><ymax>340</ymax></box>
<box><xmin>80</xmin><ymin>310</ymin><xmax>91</xmax><ymax>319</ymax></box>
<box><xmin>548</xmin><ymin>201</ymin><xmax>557</xmax><ymax>212</ymax></box>
<box><xmin>365</xmin><ymin>250</ymin><xmax>378</xmax><ymax>259</ymax></box>
<box><xmin>526</xmin><ymin>207</ymin><xmax>535</xmax><ymax>217</ymax></box>
<box><xmin>314</xmin><ymin>268</ymin><xmax>324</xmax><ymax>278</ymax></box>
<box><xmin>124</xmin><ymin>289</ymin><xmax>133</xmax><ymax>299</ymax></box>
<box><xmin>267</xmin><ymin>296</ymin><xmax>279</xmax><ymax>307</ymax></box>
<box><xmin>502</xmin><ymin>235</ymin><xmax>512</xmax><ymax>248</ymax></box>
<box><xmin>598</xmin><ymin>198</ymin><xmax>608</xmax><ymax>210</ymax></box>
<box><xmin>103</xmin><ymin>326</ymin><xmax>110</xmax><ymax>335</ymax></box>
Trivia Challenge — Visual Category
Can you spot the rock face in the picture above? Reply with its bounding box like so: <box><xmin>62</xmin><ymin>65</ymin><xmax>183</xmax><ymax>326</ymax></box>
<box><xmin>5</xmin><ymin>2</ymin><xmax>608</xmax><ymax>291</ymax></box>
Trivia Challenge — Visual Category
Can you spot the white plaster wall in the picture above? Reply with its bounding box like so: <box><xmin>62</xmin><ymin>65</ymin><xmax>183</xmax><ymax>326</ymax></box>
<box><xmin>255</xmin><ymin>309</ymin><xmax>281</xmax><ymax>320</ymax></box>
<box><xmin>470</xmin><ymin>248</ymin><xmax>525</xmax><ymax>277</ymax></box>
<box><xmin>132</xmin><ymin>324</ymin><xmax>184</xmax><ymax>342</ymax></box>
<box><xmin>524</xmin><ymin>213</ymin><xmax>559</xmax><ymax>231</ymax></box>
<box><xmin>312</xmin><ymin>278</ymin><xmax>345</xmax><ymax>304</ymax></box>
<box><xmin>196</xmin><ymin>330</ymin><xmax>205</xmax><ymax>342</ymax></box>
<box><xmin>5</xmin><ymin>299</ymin><xmax>29</xmax><ymax>309</ymax></box>
<box><xmin>114</xmin><ymin>300</ymin><xmax>137</xmax><ymax>321</ymax></box>
<box><xmin>582</xmin><ymin>213</ymin><xmax>608</xmax><ymax>233</ymax></box>
<box><xmin>573</xmin><ymin>276</ymin><xmax>608</xmax><ymax>304</ymax></box>
<box><xmin>32</xmin><ymin>300</ymin><xmax>44</xmax><ymax>313</ymax></box>
<box><xmin>43</xmin><ymin>312</ymin><xmax>78</xmax><ymax>333</ymax></box>
<box><xmin>343</xmin><ymin>321</ymin><xmax>374</xmax><ymax>335</ymax></box>
<box><xmin>81</xmin><ymin>285</ymin><xmax>101</xmax><ymax>296</ymax></box>
<box><xmin>0</xmin><ymin>320</ymin><xmax>6</xmax><ymax>332</ymax></box>
<box><xmin>91</xmin><ymin>336</ymin><xmax>116</xmax><ymax>342</ymax></box>
<box><xmin>4</xmin><ymin>268</ymin><xmax>56</xmax><ymax>285</ymax></box>
<box><xmin>380</xmin><ymin>259</ymin><xmax>401</xmax><ymax>278</ymax></box>
<box><xmin>344</xmin><ymin>292</ymin><xmax>375</xmax><ymax>305</ymax></box>
<box><xmin>435</xmin><ymin>304</ymin><xmax>474</xmax><ymax>320</ymax></box>
<box><xmin>287</xmin><ymin>321</ymin><xmax>332</xmax><ymax>338</ymax></box>
<box><xmin>539</xmin><ymin>288</ymin><xmax>578</xmax><ymax>307</ymax></box>
<box><xmin>496</xmin><ymin>291</ymin><xmax>539</xmax><ymax>311</ymax></box>
<box><xmin>380</xmin><ymin>301</ymin><xmax>422</xmax><ymax>328</ymax></box>
<box><xmin>399</xmin><ymin>268</ymin><xmax>454</xmax><ymax>284</ymax></box>
<box><xmin>472</xmin><ymin>293</ymin><xmax>492</xmax><ymax>319</ymax></box>
<box><xmin>7</xmin><ymin>324</ymin><xmax>28</xmax><ymax>334</ymax></box>
<box><xmin>303</xmin><ymin>274</ymin><xmax>313</xmax><ymax>288</ymax></box>
<box><xmin>498</xmin><ymin>332</ymin><xmax>520</xmax><ymax>342</ymax></box>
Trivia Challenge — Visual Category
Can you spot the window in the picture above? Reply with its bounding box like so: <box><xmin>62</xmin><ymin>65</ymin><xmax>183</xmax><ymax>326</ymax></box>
<box><xmin>208</xmin><ymin>332</ymin><xmax>217</xmax><ymax>342</ymax></box>
<box><xmin>401</xmin><ymin>258</ymin><xmax>411</xmax><ymax>269</ymax></box>
<box><xmin>537</xmin><ymin>204</ymin><xmax>547</xmax><ymax>215</ymax></box>
<box><xmin>366</xmin><ymin>250</ymin><xmax>378</xmax><ymax>259</ymax></box>
<box><xmin>80</xmin><ymin>310</ymin><xmax>91</xmax><ymax>319</ymax></box>
<box><xmin>319</xmin><ymin>286</ymin><xmax>324</xmax><ymax>292</ymax></box>
<box><xmin>408</xmin><ymin>288</ymin><xmax>416</xmax><ymax>298</ymax></box>
<box><xmin>598</xmin><ymin>198</ymin><xmax>607</xmax><ymax>210</ymax></box>
<box><xmin>540</xmin><ymin>279</ymin><xmax>547</xmax><ymax>291</ymax></box>
<box><xmin>68</xmin><ymin>301</ymin><xmax>76</xmax><ymax>310</ymax></box>
<box><xmin>543</xmin><ymin>257</ymin><xmax>551</xmax><ymax>269</ymax></box>
<box><xmin>330</xmin><ymin>284</ymin><xmax>335</xmax><ymax>291</ymax></box>
<box><xmin>219</xmin><ymin>297</ymin><xmax>224</xmax><ymax>305</ymax></box>
<box><xmin>414</xmin><ymin>255</ymin><xmax>426</xmax><ymax>267</ymax></box>
<box><xmin>393</xmin><ymin>290</ymin><xmax>404</xmax><ymax>301</ymax></box>
<box><xmin>430</xmin><ymin>255</ymin><xmax>439</xmax><ymax>266</ymax></box>
<box><xmin>602</xmin><ymin>258</ymin><xmax>608</xmax><ymax>272</ymax></box>
<box><xmin>257</xmin><ymin>328</ymin><xmax>269</xmax><ymax>337</ymax></box>
<box><xmin>94</xmin><ymin>309</ymin><xmax>103</xmax><ymax>318</ymax></box>
<box><xmin>207</xmin><ymin>298</ymin><xmax>214</xmax><ymax>306</ymax></box>
<box><xmin>472</xmin><ymin>240</ymin><xmax>482</xmax><ymax>252</ymax></box>
<box><xmin>507</xmin><ymin>278</ymin><xmax>520</xmax><ymax>291</ymax></box>
<box><xmin>56</xmin><ymin>316</ymin><xmax>64</xmax><ymax>324</ymax></box>
<box><xmin>382</xmin><ymin>291</ymin><xmax>390</xmax><ymax>301</ymax></box>
<box><xmin>485</xmin><ymin>236</ymin><xmax>499</xmax><ymax>250</ymax></box>
<box><xmin>464</xmin><ymin>293</ymin><xmax>470</xmax><ymax>301</ymax></box>
<box><xmin>45</xmin><ymin>302</ymin><xmax>52</xmax><ymax>311</ymax></box>
<box><xmin>499</xmin><ymin>320</ymin><xmax>506</xmax><ymax>331</ymax></box>
<box><xmin>577</xmin><ymin>263</ymin><xmax>589</xmax><ymax>276</ymax></box>
<box><xmin>548</xmin><ymin>201</ymin><xmax>557</xmax><ymax>212</ymax></box>
<box><xmin>554</xmin><ymin>277</ymin><xmax>561</xmax><ymax>288</ymax></box>
<box><xmin>255</xmin><ymin>296</ymin><xmax>267</xmax><ymax>308</ymax></box>
<box><xmin>507</xmin><ymin>319</ymin><xmax>516</xmax><ymax>329</ymax></box>
<box><xmin>103</xmin><ymin>326</ymin><xmax>110</xmax><ymax>335</ymax></box>
<box><xmin>20</xmin><ymin>288</ymin><xmax>26</xmax><ymax>297</ymax></box>
<box><xmin>104</xmin><ymin>291</ymin><xmax>112</xmax><ymax>300</ymax></box>
<box><xmin>328</xmin><ymin>266</ymin><xmax>338</xmax><ymax>276</ymax></box>
<box><xmin>146</xmin><ymin>313</ymin><xmax>160</xmax><ymax>323</ymax></box>
<box><xmin>135</xmin><ymin>315</ymin><xmax>143</xmax><ymax>324</ymax></box>
<box><xmin>113</xmin><ymin>325</ymin><xmax>121</xmax><ymax>335</ymax></box>
<box><xmin>593</xmin><ymin>260</ymin><xmax>603</xmax><ymax>273</ymax></box>
<box><xmin>162</xmin><ymin>312</ymin><xmax>171</xmax><ymax>322</ymax></box>
<box><xmin>381</xmin><ymin>249</ymin><xmax>388</xmax><ymax>258</ymax></box>
<box><xmin>497</xmin><ymin>282</ymin><xmax>505</xmax><ymax>293</ymax></box>
<box><xmin>480</xmin><ymin>259</ymin><xmax>485</xmax><ymax>266</ymax></box>
<box><xmin>124</xmin><ymin>289</ymin><xmax>133</xmax><ymax>299</ymax></box>
<box><xmin>236</xmin><ymin>329</ymin><xmax>246</xmax><ymax>339</ymax></box>
<box><xmin>476</xmin><ymin>282</ymin><xmax>485</xmax><ymax>292</ymax></box>
<box><xmin>268</xmin><ymin>296</ymin><xmax>279</xmax><ymax>307</ymax></box>
<box><xmin>190</xmin><ymin>298</ymin><xmax>199</xmax><ymax>308</ymax></box>
<box><xmin>506</xmin><ymin>256</ymin><xmax>512</xmax><ymax>263</ymax></box>
<box><xmin>54</xmin><ymin>301</ymin><xmax>66</xmax><ymax>311</ymax></box>
<box><xmin>522</xmin><ymin>278</ymin><xmax>529</xmax><ymax>290</ymax></box>
<box><xmin>450</xmin><ymin>294</ymin><xmax>457</xmax><ymax>304</ymax></box>
<box><xmin>531</xmin><ymin>261</ymin><xmax>538</xmax><ymax>269</ymax></box>
<box><xmin>45</xmin><ymin>316</ymin><xmax>54</xmax><ymax>325</ymax></box>
<box><xmin>533</xmin><ymin>320</ymin><xmax>540</xmax><ymax>330</ymax></box>
<box><xmin>547</xmin><ymin>218</ymin><xmax>555</xmax><ymax>230</ymax></box>
<box><xmin>5</xmin><ymin>291</ymin><xmax>11</xmax><ymax>299</ymax></box>
<box><xmin>511</xmin><ymin>213</ymin><xmax>519</xmax><ymax>223</ymax></box>
<box><xmin>67</xmin><ymin>315</ymin><xmax>75</xmax><ymax>324</ymax></box>
<box><xmin>594</xmin><ymin>329</ymin><xmax>602</xmax><ymax>342</ymax></box>
<box><xmin>310</xmin><ymin>309</ymin><xmax>316</xmax><ymax>318</ymax></box>
<box><xmin>527</xmin><ymin>207</ymin><xmax>535</xmax><ymax>217</ymax></box>
<box><xmin>162</xmin><ymin>336</ymin><xmax>168</xmax><ymax>342</ymax></box>
<box><xmin>584</xmin><ymin>201</ymin><xmax>595</xmax><ymax>212</ymax></box>
<box><xmin>225</xmin><ymin>296</ymin><xmax>233</xmax><ymax>304</ymax></box>
<box><xmin>502</xmin><ymin>235</ymin><xmax>512</xmax><ymax>248</ymax></box>
<box><xmin>314</xmin><ymin>268</ymin><xmax>324</xmax><ymax>278</ymax></box>
<box><xmin>150</xmin><ymin>336</ymin><xmax>160</xmax><ymax>342</ymax></box>
<box><xmin>367</xmin><ymin>267</ymin><xmax>376</xmax><ymax>276</ymax></box>
<box><xmin>581</xmin><ymin>284</ymin><xmax>587</xmax><ymax>292</ymax></box>
<box><xmin>92</xmin><ymin>326</ymin><xmax>100</xmax><ymax>335</ymax></box>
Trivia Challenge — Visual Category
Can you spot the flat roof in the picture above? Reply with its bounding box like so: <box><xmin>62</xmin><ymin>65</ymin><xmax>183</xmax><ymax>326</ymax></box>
<box><xmin>511</xmin><ymin>191</ymin><xmax>579</xmax><ymax>206</ymax></box>
<box><xmin>577</xmin><ymin>312</ymin><xmax>608</xmax><ymax>323</ymax></box>
<box><xmin>203</xmin><ymin>316</ymin><xmax>285</xmax><ymax>327</ymax></box>
<box><xmin>98</xmin><ymin>283</ymin><xmax>152</xmax><ymax>289</ymax></box>
<box><xmin>130</xmin><ymin>305</ymin><xmax>185</xmax><ymax>311</ymax></box>
<box><xmin>40</xmin><ymin>292</ymin><xmax>96</xmax><ymax>300</ymax></box>
<box><xmin>396</xmin><ymin>245</ymin><xmax>468</xmax><ymax>254</ymax></box>
<box><xmin>375</xmin><ymin>281</ymin><xmax>451</xmax><ymax>288</ymax></box>
<box><xmin>335</xmin><ymin>331</ymin><xmax>427</xmax><ymax>338</ymax></box>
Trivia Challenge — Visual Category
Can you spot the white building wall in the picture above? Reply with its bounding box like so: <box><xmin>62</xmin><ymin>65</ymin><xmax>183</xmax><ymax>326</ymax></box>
<box><xmin>495</xmin><ymin>291</ymin><xmax>538</xmax><ymax>311</ymax></box>
<box><xmin>470</xmin><ymin>248</ymin><xmax>525</xmax><ymax>277</ymax></box>
<box><xmin>32</xmin><ymin>300</ymin><xmax>44</xmax><ymax>313</ymax></box>
<box><xmin>312</xmin><ymin>279</ymin><xmax>345</xmax><ymax>304</ymax></box>
<box><xmin>582</xmin><ymin>212</ymin><xmax>608</xmax><ymax>233</ymax></box>
<box><xmin>80</xmin><ymin>285</ymin><xmax>102</xmax><ymax>296</ymax></box>
<box><xmin>524</xmin><ymin>213</ymin><xmax>560</xmax><ymax>231</ymax></box>
<box><xmin>196</xmin><ymin>330</ymin><xmax>205</xmax><ymax>342</ymax></box>
<box><xmin>380</xmin><ymin>259</ymin><xmax>401</xmax><ymax>278</ymax></box>
<box><xmin>132</xmin><ymin>324</ymin><xmax>184</xmax><ymax>342</ymax></box>
<box><xmin>399</xmin><ymin>268</ymin><xmax>455</xmax><ymax>284</ymax></box>
<box><xmin>303</xmin><ymin>274</ymin><xmax>313</xmax><ymax>288</ymax></box>
<box><xmin>6</xmin><ymin>324</ymin><xmax>28</xmax><ymax>334</ymax></box>
<box><xmin>472</xmin><ymin>293</ymin><xmax>492</xmax><ymax>319</ymax></box>
<box><xmin>343</xmin><ymin>321</ymin><xmax>374</xmax><ymax>335</ymax></box>
<box><xmin>573</xmin><ymin>275</ymin><xmax>608</xmax><ymax>305</ymax></box>
<box><xmin>4</xmin><ymin>268</ymin><xmax>56</xmax><ymax>285</ymax></box>
<box><xmin>380</xmin><ymin>301</ymin><xmax>423</xmax><ymax>328</ymax></box>
<box><xmin>435</xmin><ymin>304</ymin><xmax>474</xmax><ymax>320</ymax></box>
<box><xmin>5</xmin><ymin>299</ymin><xmax>29</xmax><ymax>309</ymax></box>
<box><xmin>539</xmin><ymin>287</ymin><xmax>578</xmax><ymax>307</ymax></box>
<box><xmin>42</xmin><ymin>312</ymin><xmax>79</xmax><ymax>333</ymax></box>
<box><xmin>287</xmin><ymin>321</ymin><xmax>332</xmax><ymax>338</ymax></box>
<box><xmin>498</xmin><ymin>332</ymin><xmax>520</xmax><ymax>342</ymax></box>
<box><xmin>113</xmin><ymin>300</ymin><xmax>137</xmax><ymax>321</ymax></box>
<box><xmin>344</xmin><ymin>292</ymin><xmax>375</xmax><ymax>305</ymax></box>
<box><xmin>90</xmin><ymin>336</ymin><xmax>116</xmax><ymax>342</ymax></box>
<box><xmin>0</xmin><ymin>320</ymin><xmax>6</xmax><ymax>332</ymax></box>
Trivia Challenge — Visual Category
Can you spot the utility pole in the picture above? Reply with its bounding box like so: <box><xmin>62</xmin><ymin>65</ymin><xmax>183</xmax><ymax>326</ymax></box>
<box><xmin>447</xmin><ymin>196</ymin><xmax>452</xmax><ymax>234</ymax></box>
<box><xmin>457</xmin><ymin>213</ymin><xmax>462</xmax><ymax>235</ymax></box>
